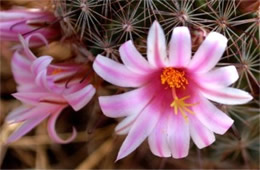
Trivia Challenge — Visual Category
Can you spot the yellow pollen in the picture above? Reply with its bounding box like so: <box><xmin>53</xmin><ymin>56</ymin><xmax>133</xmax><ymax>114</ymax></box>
<box><xmin>51</xmin><ymin>68</ymin><xmax>63</xmax><ymax>75</ymax></box>
<box><xmin>170</xmin><ymin>88</ymin><xmax>198</xmax><ymax>123</ymax></box>
<box><xmin>160</xmin><ymin>67</ymin><xmax>188</xmax><ymax>89</ymax></box>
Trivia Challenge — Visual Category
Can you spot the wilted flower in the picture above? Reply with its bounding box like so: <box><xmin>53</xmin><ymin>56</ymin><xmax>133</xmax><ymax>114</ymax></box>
<box><xmin>93</xmin><ymin>21</ymin><xmax>253</xmax><ymax>160</ymax></box>
<box><xmin>0</xmin><ymin>8</ymin><xmax>60</xmax><ymax>46</ymax></box>
<box><xmin>6</xmin><ymin>33</ymin><xmax>95</xmax><ymax>143</ymax></box>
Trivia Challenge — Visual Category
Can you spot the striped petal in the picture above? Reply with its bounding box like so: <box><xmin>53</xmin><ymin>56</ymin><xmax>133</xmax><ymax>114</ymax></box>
<box><xmin>119</xmin><ymin>40</ymin><xmax>153</xmax><ymax>74</ymax></box>
<box><xmin>115</xmin><ymin>112</ymin><xmax>139</xmax><ymax>135</ymax></box>
<box><xmin>168</xmin><ymin>112</ymin><xmax>190</xmax><ymax>159</ymax></box>
<box><xmin>99</xmin><ymin>83</ymin><xmax>156</xmax><ymax>118</ymax></box>
<box><xmin>147</xmin><ymin>21</ymin><xmax>167</xmax><ymax>68</ymax></box>
<box><xmin>6</xmin><ymin>105</ymin><xmax>32</xmax><ymax>124</ymax></box>
<box><xmin>116</xmin><ymin>97</ymin><xmax>163</xmax><ymax>161</ymax></box>
<box><xmin>189</xmin><ymin>32</ymin><xmax>228</xmax><ymax>73</ymax></box>
<box><xmin>47</xmin><ymin>107</ymin><xmax>77</xmax><ymax>144</ymax></box>
<box><xmin>199</xmin><ymin>86</ymin><xmax>253</xmax><ymax>105</ymax></box>
<box><xmin>169</xmin><ymin>26</ymin><xmax>191</xmax><ymax>67</ymax></box>
<box><xmin>12</xmin><ymin>92</ymin><xmax>65</xmax><ymax>105</ymax></box>
<box><xmin>93</xmin><ymin>55</ymin><xmax>149</xmax><ymax>88</ymax></box>
<box><xmin>64</xmin><ymin>84</ymin><xmax>96</xmax><ymax>111</ymax></box>
<box><xmin>7</xmin><ymin>103</ymin><xmax>61</xmax><ymax>123</ymax></box>
<box><xmin>148</xmin><ymin>112</ymin><xmax>171</xmax><ymax>157</ymax></box>
<box><xmin>192</xmin><ymin>96</ymin><xmax>234</xmax><ymax>135</ymax></box>
<box><xmin>31</xmin><ymin>55</ymin><xmax>53</xmax><ymax>75</ymax></box>
<box><xmin>197</xmin><ymin>66</ymin><xmax>239</xmax><ymax>87</ymax></box>
<box><xmin>189</xmin><ymin>115</ymin><xmax>215</xmax><ymax>149</ymax></box>
<box><xmin>7</xmin><ymin>112</ymin><xmax>50</xmax><ymax>143</ymax></box>
<box><xmin>11</xmin><ymin>51</ymin><xmax>34</xmax><ymax>85</ymax></box>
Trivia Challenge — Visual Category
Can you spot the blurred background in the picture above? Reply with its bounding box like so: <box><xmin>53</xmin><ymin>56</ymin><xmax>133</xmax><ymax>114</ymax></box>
<box><xmin>0</xmin><ymin>0</ymin><xmax>259</xmax><ymax>169</ymax></box>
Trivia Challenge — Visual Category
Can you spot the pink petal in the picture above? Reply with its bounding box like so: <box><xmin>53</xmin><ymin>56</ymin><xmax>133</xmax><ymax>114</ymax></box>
<box><xmin>189</xmin><ymin>115</ymin><xmax>215</xmax><ymax>149</ymax></box>
<box><xmin>148</xmin><ymin>112</ymin><xmax>171</xmax><ymax>157</ymax></box>
<box><xmin>11</xmin><ymin>51</ymin><xmax>34</xmax><ymax>85</ymax></box>
<box><xmin>35</xmin><ymin>70</ymin><xmax>50</xmax><ymax>90</ymax></box>
<box><xmin>48</xmin><ymin>64</ymin><xmax>80</xmax><ymax>82</ymax></box>
<box><xmin>188</xmin><ymin>32</ymin><xmax>228</xmax><ymax>73</ymax></box>
<box><xmin>11</xmin><ymin>51</ymin><xmax>31</xmax><ymax>70</ymax></box>
<box><xmin>199</xmin><ymin>86</ymin><xmax>253</xmax><ymax>105</ymax></box>
<box><xmin>63</xmin><ymin>84</ymin><xmax>96</xmax><ymax>111</ymax></box>
<box><xmin>7</xmin><ymin>112</ymin><xmax>50</xmax><ymax>143</ymax></box>
<box><xmin>93</xmin><ymin>55</ymin><xmax>150</xmax><ymax>87</ymax></box>
<box><xmin>169</xmin><ymin>26</ymin><xmax>191</xmax><ymax>67</ymax></box>
<box><xmin>18</xmin><ymin>34</ymin><xmax>37</xmax><ymax>60</ymax></box>
<box><xmin>12</xmin><ymin>92</ymin><xmax>65</xmax><ymax>105</ymax></box>
<box><xmin>147</xmin><ymin>21</ymin><xmax>167</xmax><ymax>68</ymax></box>
<box><xmin>99</xmin><ymin>83</ymin><xmax>156</xmax><ymax>118</ymax></box>
<box><xmin>168</xmin><ymin>112</ymin><xmax>190</xmax><ymax>159</ymax></box>
<box><xmin>47</xmin><ymin>107</ymin><xmax>77</xmax><ymax>144</ymax></box>
<box><xmin>119</xmin><ymin>40</ymin><xmax>153</xmax><ymax>74</ymax></box>
<box><xmin>6</xmin><ymin>105</ymin><xmax>32</xmax><ymax>123</ymax></box>
<box><xmin>192</xmin><ymin>96</ymin><xmax>234</xmax><ymax>135</ymax></box>
<box><xmin>31</xmin><ymin>56</ymin><xmax>53</xmax><ymax>75</ymax></box>
<box><xmin>0</xmin><ymin>9</ymin><xmax>44</xmax><ymax>20</ymax></box>
<box><xmin>197</xmin><ymin>66</ymin><xmax>239</xmax><ymax>87</ymax></box>
<box><xmin>116</xmin><ymin>97</ymin><xmax>163</xmax><ymax>161</ymax></box>
<box><xmin>115</xmin><ymin>112</ymin><xmax>139</xmax><ymax>135</ymax></box>
<box><xmin>7</xmin><ymin>103</ymin><xmax>62</xmax><ymax>123</ymax></box>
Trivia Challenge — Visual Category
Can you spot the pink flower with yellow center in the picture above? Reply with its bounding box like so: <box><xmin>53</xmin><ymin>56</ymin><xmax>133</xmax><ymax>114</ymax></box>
<box><xmin>0</xmin><ymin>8</ymin><xmax>60</xmax><ymax>46</ymax></box>
<box><xmin>93</xmin><ymin>21</ymin><xmax>253</xmax><ymax>160</ymax></box>
<box><xmin>6</xmin><ymin>33</ymin><xmax>95</xmax><ymax>144</ymax></box>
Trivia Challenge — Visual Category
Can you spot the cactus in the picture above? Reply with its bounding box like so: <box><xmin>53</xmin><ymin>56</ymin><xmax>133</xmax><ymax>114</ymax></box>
<box><xmin>0</xmin><ymin>0</ymin><xmax>259</xmax><ymax>169</ymax></box>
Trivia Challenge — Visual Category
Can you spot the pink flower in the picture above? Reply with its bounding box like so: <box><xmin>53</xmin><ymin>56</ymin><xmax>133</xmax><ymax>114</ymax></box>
<box><xmin>93</xmin><ymin>21</ymin><xmax>253</xmax><ymax>160</ymax></box>
<box><xmin>6</xmin><ymin>33</ymin><xmax>95</xmax><ymax>144</ymax></box>
<box><xmin>0</xmin><ymin>8</ymin><xmax>60</xmax><ymax>46</ymax></box>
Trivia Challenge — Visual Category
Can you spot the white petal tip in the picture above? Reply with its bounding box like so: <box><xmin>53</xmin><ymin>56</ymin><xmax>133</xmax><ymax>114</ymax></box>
<box><xmin>172</xmin><ymin>153</ymin><xmax>188</xmax><ymax>159</ymax></box>
<box><xmin>208</xmin><ymin>32</ymin><xmax>228</xmax><ymax>44</ymax></box>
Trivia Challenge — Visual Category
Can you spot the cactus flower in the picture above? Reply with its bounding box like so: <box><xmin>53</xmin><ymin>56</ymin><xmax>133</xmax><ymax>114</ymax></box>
<box><xmin>6</xmin><ymin>33</ymin><xmax>95</xmax><ymax>144</ymax></box>
<box><xmin>93</xmin><ymin>21</ymin><xmax>253</xmax><ymax>160</ymax></box>
<box><xmin>0</xmin><ymin>9</ymin><xmax>60</xmax><ymax>46</ymax></box>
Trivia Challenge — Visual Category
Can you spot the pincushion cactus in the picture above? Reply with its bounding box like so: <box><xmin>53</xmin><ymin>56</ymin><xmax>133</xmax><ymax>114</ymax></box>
<box><xmin>0</xmin><ymin>0</ymin><xmax>259</xmax><ymax>169</ymax></box>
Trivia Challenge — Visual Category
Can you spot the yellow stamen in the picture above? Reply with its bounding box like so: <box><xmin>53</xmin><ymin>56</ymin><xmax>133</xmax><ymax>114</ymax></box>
<box><xmin>170</xmin><ymin>89</ymin><xmax>198</xmax><ymax>123</ymax></box>
<box><xmin>160</xmin><ymin>67</ymin><xmax>188</xmax><ymax>89</ymax></box>
<box><xmin>51</xmin><ymin>68</ymin><xmax>63</xmax><ymax>75</ymax></box>
<box><xmin>160</xmin><ymin>67</ymin><xmax>197</xmax><ymax>121</ymax></box>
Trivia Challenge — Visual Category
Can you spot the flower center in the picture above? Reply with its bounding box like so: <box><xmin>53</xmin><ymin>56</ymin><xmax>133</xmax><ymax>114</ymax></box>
<box><xmin>160</xmin><ymin>67</ymin><xmax>197</xmax><ymax>122</ymax></box>
<box><xmin>160</xmin><ymin>67</ymin><xmax>188</xmax><ymax>89</ymax></box>
<box><xmin>51</xmin><ymin>68</ymin><xmax>63</xmax><ymax>75</ymax></box>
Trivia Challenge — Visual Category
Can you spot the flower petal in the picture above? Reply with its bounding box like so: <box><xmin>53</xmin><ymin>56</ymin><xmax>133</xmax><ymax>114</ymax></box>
<box><xmin>147</xmin><ymin>21</ymin><xmax>167</xmax><ymax>68</ymax></box>
<box><xmin>189</xmin><ymin>32</ymin><xmax>228</xmax><ymax>73</ymax></box>
<box><xmin>7</xmin><ymin>103</ymin><xmax>62</xmax><ymax>123</ymax></box>
<box><xmin>119</xmin><ymin>40</ymin><xmax>154</xmax><ymax>74</ymax></box>
<box><xmin>64</xmin><ymin>84</ymin><xmax>95</xmax><ymax>111</ymax></box>
<box><xmin>11</xmin><ymin>51</ymin><xmax>34</xmax><ymax>85</ymax></box>
<box><xmin>19</xmin><ymin>33</ymin><xmax>48</xmax><ymax>60</ymax></box>
<box><xmin>6</xmin><ymin>105</ymin><xmax>32</xmax><ymax>123</ymax></box>
<box><xmin>12</xmin><ymin>92</ymin><xmax>65</xmax><ymax>105</ymax></box>
<box><xmin>116</xmin><ymin>97</ymin><xmax>163</xmax><ymax>161</ymax></box>
<box><xmin>168</xmin><ymin>112</ymin><xmax>190</xmax><ymax>159</ymax></box>
<box><xmin>192</xmin><ymin>96</ymin><xmax>234</xmax><ymax>135</ymax></box>
<box><xmin>189</xmin><ymin>115</ymin><xmax>215</xmax><ymax>149</ymax></box>
<box><xmin>7</xmin><ymin>112</ymin><xmax>50</xmax><ymax>143</ymax></box>
<box><xmin>148</xmin><ymin>112</ymin><xmax>171</xmax><ymax>157</ymax></box>
<box><xmin>99</xmin><ymin>82</ymin><xmax>156</xmax><ymax>118</ymax></box>
<box><xmin>197</xmin><ymin>66</ymin><xmax>239</xmax><ymax>87</ymax></box>
<box><xmin>115</xmin><ymin>112</ymin><xmax>139</xmax><ymax>135</ymax></box>
<box><xmin>169</xmin><ymin>26</ymin><xmax>191</xmax><ymax>67</ymax></box>
<box><xmin>93</xmin><ymin>55</ymin><xmax>149</xmax><ymax>87</ymax></box>
<box><xmin>47</xmin><ymin>107</ymin><xmax>77</xmax><ymax>144</ymax></box>
<box><xmin>31</xmin><ymin>55</ymin><xmax>53</xmax><ymax>75</ymax></box>
<box><xmin>199</xmin><ymin>86</ymin><xmax>253</xmax><ymax>105</ymax></box>
<box><xmin>35</xmin><ymin>69</ymin><xmax>50</xmax><ymax>90</ymax></box>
